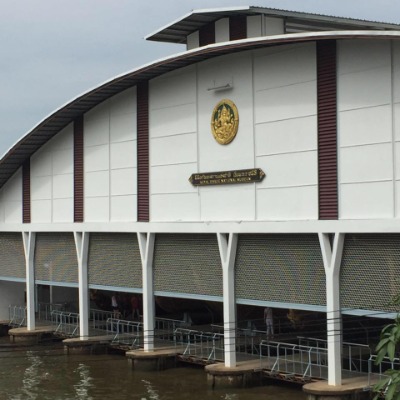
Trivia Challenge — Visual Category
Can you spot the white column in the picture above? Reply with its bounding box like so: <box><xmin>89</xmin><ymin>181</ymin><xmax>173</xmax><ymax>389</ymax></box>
<box><xmin>217</xmin><ymin>233</ymin><xmax>238</xmax><ymax>368</ymax></box>
<box><xmin>319</xmin><ymin>232</ymin><xmax>345</xmax><ymax>386</ymax></box>
<box><xmin>22</xmin><ymin>232</ymin><xmax>36</xmax><ymax>331</ymax></box>
<box><xmin>138</xmin><ymin>232</ymin><xmax>155</xmax><ymax>352</ymax></box>
<box><xmin>74</xmin><ymin>232</ymin><xmax>90</xmax><ymax>340</ymax></box>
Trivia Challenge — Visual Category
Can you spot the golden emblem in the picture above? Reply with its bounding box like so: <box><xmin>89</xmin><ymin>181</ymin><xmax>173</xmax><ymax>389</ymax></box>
<box><xmin>211</xmin><ymin>99</ymin><xmax>239</xmax><ymax>145</ymax></box>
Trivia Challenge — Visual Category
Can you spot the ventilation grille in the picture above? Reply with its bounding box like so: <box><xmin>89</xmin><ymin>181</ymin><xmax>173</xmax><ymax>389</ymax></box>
<box><xmin>88</xmin><ymin>233</ymin><xmax>142</xmax><ymax>288</ymax></box>
<box><xmin>74</xmin><ymin>116</ymin><xmax>84</xmax><ymax>222</ymax></box>
<box><xmin>235</xmin><ymin>234</ymin><xmax>325</xmax><ymax>306</ymax></box>
<box><xmin>35</xmin><ymin>233</ymin><xmax>78</xmax><ymax>283</ymax></box>
<box><xmin>0</xmin><ymin>233</ymin><xmax>25</xmax><ymax>279</ymax></box>
<box><xmin>154</xmin><ymin>234</ymin><xmax>222</xmax><ymax>297</ymax></box>
<box><xmin>341</xmin><ymin>234</ymin><xmax>400</xmax><ymax>313</ymax></box>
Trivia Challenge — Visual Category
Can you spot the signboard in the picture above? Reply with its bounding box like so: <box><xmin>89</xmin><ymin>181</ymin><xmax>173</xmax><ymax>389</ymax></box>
<box><xmin>189</xmin><ymin>168</ymin><xmax>265</xmax><ymax>187</ymax></box>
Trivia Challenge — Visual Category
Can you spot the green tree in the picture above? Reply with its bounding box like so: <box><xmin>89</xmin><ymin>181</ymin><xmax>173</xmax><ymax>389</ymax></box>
<box><xmin>374</xmin><ymin>297</ymin><xmax>400</xmax><ymax>400</ymax></box>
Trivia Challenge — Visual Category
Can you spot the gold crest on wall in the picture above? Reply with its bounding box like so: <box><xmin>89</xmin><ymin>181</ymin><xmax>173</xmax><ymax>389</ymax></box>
<box><xmin>211</xmin><ymin>99</ymin><xmax>239</xmax><ymax>145</ymax></box>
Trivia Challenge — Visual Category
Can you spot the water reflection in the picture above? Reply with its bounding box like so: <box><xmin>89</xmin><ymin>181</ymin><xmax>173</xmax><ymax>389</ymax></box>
<box><xmin>74</xmin><ymin>363</ymin><xmax>93</xmax><ymax>400</ymax></box>
<box><xmin>0</xmin><ymin>339</ymin><xmax>306</xmax><ymax>400</ymax></box>
<box><xmin>142</xmin><ymin>379</ymin><xmax>160</xmax><ymax>400</ymax></box>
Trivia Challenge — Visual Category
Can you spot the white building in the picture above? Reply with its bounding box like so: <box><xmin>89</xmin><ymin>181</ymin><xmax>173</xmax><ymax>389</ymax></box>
<box><xmin>1</xmin><ymin>6</ymin><xmax>400</xmax><ymax>386</ymax></box>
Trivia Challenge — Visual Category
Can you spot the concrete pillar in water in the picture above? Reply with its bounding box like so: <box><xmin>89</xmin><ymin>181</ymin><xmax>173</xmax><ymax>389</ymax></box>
<box><xmin>74</xmin><ymin>232</ymin><xmax>90</xmax><ymax>340</ymax></box>
<box><xmin>319</xmin><ymin>232</ymin><xmax>345</xmax><ymax>386</ymax></box>
<box><xmin>217</xmin><ymin>233</ymin><xmax>238</xmax><ymax>368</ymax></box>
<box><xmin>22</xmin><ymin>232</ymin><xmax>36</xmax><ymax>331</ymax></box>
<box><xmin>138</xmin><ymin>232</ymin><xmax>155</xmax><ymax>352</ymax></box>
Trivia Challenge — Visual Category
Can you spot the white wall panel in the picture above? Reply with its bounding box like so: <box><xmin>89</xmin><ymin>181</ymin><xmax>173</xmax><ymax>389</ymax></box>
<box><xmin>339</xmin><ymin>105</ymin><xmax>392</xmax><ymax>147</ymax></box>
<box><xmin>2</xmin><ymin>169</ymin><xmax>22</xmax><ymax>224</ymax></box>
<box><xmin>84</xmin><ymin>144</ymin><xmax>109</xmax><ymax>172</ymax></box>
<box><xmin>340</xmin><ymin>144</ymin><xmax>392</xmax><ymax>183</ymax></box>
<box><xmin>257</xmin><ymin>186</ymin><xmax>318</xmax><ymax>220</ymax></box>
<box><xmin>338</xmin><ymin>66</ymin><xmax>391</xmax><ymax>111</ymax></box>
<box><xmin>110</xmin><ymin>113</ymin><xmax>136</xmax><ymax>143</ymax></box>
<box><xmin>52</xmin><ymin>149</ymin><xmax>73</xmax><ymax>175</ymax></box>
<box><xmin>31</xmin><ymin>150</ymin><xmax>52</xmax><ymax>177</ymax></box>
<box><xmin>394</xmin><ymin>103</ymin><xmax>400</xmax><ymax>142</ymax></box>
<box><xmin>247</xmin><ymin>15</ymin><xmax>262</xmax><ymax>38</ymax></box>
<box><xmin>151</xmin><ymin>193</ymin><xmax>199</xmax><ymax>221</ymax></box>
<box><xmin>340</xmin><ymin>182</ymin><xmax>393</xmax><ymax>219</ymax></box>
<box><xmin>394</xmin><ymin>143</ymin><xmax>400</xmax><ymax>180</ymax></box>
<box><xmin>53</xmin><ymin>174</ymin><xmax>73</xmax><ymax>199</ymax></box>
<box><xmin>110</xmin><ymin>168</ymin><xmax>137</xmax><ymax>196</ymax></box>
<box><xmin>150</xmin><ymin>103</ymin><xmax>197</xmax><ymax>138</ymax></box>
<box><xmin>254</xmin><ymin>43</ymin><xmax>315</xmax><ymax>90</ymax></box>
<box><xmin>84</xmin><ymin>105</ymin><xmax>110</xmax><ymax>147</ymax></box>
<box><xmin>110</xmin><ymin>87</ymin><xmax>136</xmax><ymax>116</ymax></box>
<box><xmin>53</xmin><ymin>198</ymin><xmax>73</xmax><ymax>222</ymax></box>
<box><xmin>338</xmin><ymin>40</ymin><xmax>390</xmax><ymax>75</ymax></box>
<box><xmin>215</xmin><ymin>18</ymin><xmax>229</xmax><ymax>43</ymax></box>
<box><xmin>31</xmin><ymin>177</ymin><xmax>51</xmax><ymax>200</ymax></box>
<box><xmin>85</xmin><ymin>197</ymin><xmax>109</xmax><ymax>222</ymax></box>
<box><xmin>111</xmin><ymin>195</ymin><xmax>137</xmax><ymax>222</ymax></box>
<box><xmin>200</xmin><ymin>185</ymin><xmax>255</xmax><ymax>221</ymax></box>
<box><xmin>255</xmin><ymin>116</ymin><xmax>317</xmax><ymax>156</ymax></box>
<box><xmin>31</xmin><ymin>200</ymin><xmax>52</xmax><ymax>222</ymax></box>
<box><xmin>264</xmin><ymin>17</ymin><xmax>284</xmax><ymax>36</ymax></box>
<box><xmin>85</xmin><ymin>171</ymin><xmax>110</xmax><ymax>197</ymax></box>
<box><xmin>150</xmin><ymin>66</ymin><xmax>196</xmax><ymax>110</ymax></box>
<box><xmin>255</xmin><ymin>80</ymin><xmax>317</xmax><ymax>124</ymax></box>
<box><xmin>198</xmin><ymin>52</ymin><xmax>254</xmax><ymax>173</ymax></box>
<box><xmin>110</xmin><ymin>141</ymin><xmax>136</xmax><ymax>169</ymax></box>
<box><xmin>152</xmin><ymin>134</ymin><xmax>197</xmax><ymax>166</ymax></box>
<box><xmin>257</xmin><ymin>151</ymin><xmax>318</xmax><ymax>189</ymax></box>
<box><xmin>151</xmin><ymin>163</ymin><xmax>197</xmax><ymax>194</ymax></box>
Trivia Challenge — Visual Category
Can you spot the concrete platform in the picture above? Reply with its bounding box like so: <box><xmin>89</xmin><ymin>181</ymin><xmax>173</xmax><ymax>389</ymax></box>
<box><xmin>9</xmin><ymin>326</ymin><xmax>54</xmax><ymax>344</ymax></box>
<box><xmin>63</xmin><ymin>335</ymin><xmax>114</xmax><ymax>355</ymax></box>
<box><xmin>126</xmin><ymin>345</ymin><xmax>185</xmax><ymax>371</ymax></box>
<box><xmin>205</xmin><ymin>359</ymin><xmax>268</xmax><ymax>389</ymax></box>
<box><xmin>303</xmin><ymin>376</ymin><xmax>377</xmax><ymax>400</ymax></box>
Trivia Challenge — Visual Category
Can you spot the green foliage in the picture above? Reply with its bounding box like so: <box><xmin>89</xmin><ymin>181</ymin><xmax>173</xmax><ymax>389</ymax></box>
<box><xmin>374</xmin><ymin>315</ymin><xmax>400</xmax><ymax>399</ymax></box>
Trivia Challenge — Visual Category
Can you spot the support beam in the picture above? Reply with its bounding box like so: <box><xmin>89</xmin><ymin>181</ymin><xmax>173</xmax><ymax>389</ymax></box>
<box><xmin>217</xmin><ymin>233</ymin><xmax>238</xmax><ymax>368</ymax></box>
<box><xmin>319</xmin><ymin>232</ymin><xmax>345</xmax><ymax>386</ymax></box>
<box><xmin>74</xmin><ymin>232</ymin><xmax>90</xmax><ymax>340</ymax></box>
<box><xmin>138</xmin><ymin>232</ymin><xmax>155</xmax><ymax>351</ymax></box>
<box><xmin>22</xmin><ymin>232</ymin><xmax>36</xmax><ymax>331</ymax></box>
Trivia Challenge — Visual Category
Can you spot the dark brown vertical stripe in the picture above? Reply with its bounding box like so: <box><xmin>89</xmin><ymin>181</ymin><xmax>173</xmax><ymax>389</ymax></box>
<box><xmin>317</xmin><ymin>40</ymin><xmax>338</xmax><ymax>220</ymax></box>
<box><xmin>137</xmin><ymin>82</ymin><xmax>149</xmax><ymax>222</ymax></box>
<box><xmin>199</xmin><ymin>23</ymin><xmax>215</xmax><ymax>46</ymax></box>
<box><xmin>74</xmin><ymin>116</ymin><xmax>84</xmax><ymax>222</ymax></box>
<box><xmin>229</xmin><ymin>16</ymin><xmax>247</xmax><ymax>41</ymax></box>
<box><xmin>22</xmin><ymin>160</ymin><xmax>31</xmax><ymax>223</ymax></box>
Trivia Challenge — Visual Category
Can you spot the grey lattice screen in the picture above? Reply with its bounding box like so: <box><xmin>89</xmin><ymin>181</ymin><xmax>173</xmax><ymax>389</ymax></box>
<box><xmin>88</xmin><ymin>233</ymin><xmax>142</xmax><ymax>289</ymax></box>
<box><xmin>153</xmin><ymin>234</ymin><xmax>222</xmax><ymax>297</ymax></box>
<box><xmin>0</xmin><ymin>233</ymin><xmax>25</xmax><ymax>279</ymax></box>
<box><xmin>35</xmin><ymin>233</ymin><xmax>78</xmax><ymax>283</ymax></box>
<box><xmin>235</xmin><ymin>234</ymin><xmax>325</xmax><ymax>306</ymax></box>
<box><xmin>341</xmin><ymin>234</ymin><xmax>400</xmax><ymax>313</ymax></box>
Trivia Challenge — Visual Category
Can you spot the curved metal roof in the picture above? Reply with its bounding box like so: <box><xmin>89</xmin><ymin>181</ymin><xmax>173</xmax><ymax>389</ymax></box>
<box><xmin>2</xmin><ymin>30</ymin><xmax>400</xmax><ymax>188</ymax></box>
<box><xmin>146</xmin><ymin>6</ymin><xmax>400</xmax><ymax>44</ymax></box>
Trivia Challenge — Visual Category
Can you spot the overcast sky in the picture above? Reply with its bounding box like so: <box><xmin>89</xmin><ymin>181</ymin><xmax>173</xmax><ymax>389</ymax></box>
<box><xmin>1</xmin><ymin>0</ymin><xmax>400</xmax><ymax>156</ymax></box>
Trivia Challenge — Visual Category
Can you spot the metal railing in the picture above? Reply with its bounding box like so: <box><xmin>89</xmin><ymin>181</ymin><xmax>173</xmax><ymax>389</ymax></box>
<box><xmin>368</xmin><ymin>355</ymin><xmax>400</xmax><ymax>387</ymax></box>
<box><xmin>174</xmin><ymin>328</ymin><xmax>224</xmax><ymax>362</ymax></box>
<box><xmin>51</xmin><ymin>310</ymin><xmax>79</xmax><ymax>336</ymax></box>
<box><xmin>37</xmin><ymin>303</ymin><xmax>64</xmax><ymax>322</ymax></box>
<box><xmin>260</xmin><ymin>341</ymin><xmax>328</xmax><ymax>381</ymax></box>
<box><xmin>8</xmin><ymin>305</ymin><xmax>27</xmax><ymax>327</ymax></box>
<box><xmin>298</xmin><ymin>336</ymin><xmax>371</xmax><ymax>374</ymax></box>
<box><xmin>155</xmin><ymin>317</ymin><xmax>184</xmax><ymax>342</ymax></box>
<box><xmin>90</xmin><ymin>309</ymin><xmax>114</xmax><ymax>331</ymax></box>
<box><xmin>107</xmin><ymin>318</ymin><xmax>143</xmax><ymax>347</ymax></box>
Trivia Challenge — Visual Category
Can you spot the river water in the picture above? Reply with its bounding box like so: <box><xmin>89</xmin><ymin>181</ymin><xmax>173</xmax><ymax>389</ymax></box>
<box><xmin>0</xmin><ymin>338</ymin><xmax>306</xmax><ymax>400</ymax></box>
